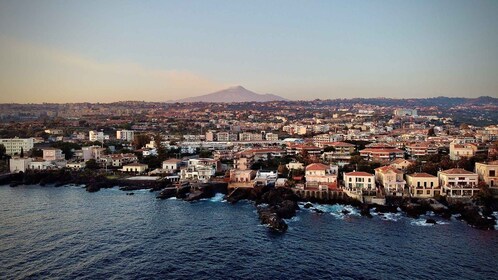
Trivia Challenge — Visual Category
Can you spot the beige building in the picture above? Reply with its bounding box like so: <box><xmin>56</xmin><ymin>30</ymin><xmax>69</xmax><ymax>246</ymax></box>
<box><xmin>449</xmin><ymin>141</ymin><xmax>477</xmax><ymax>160</ymax></box>
<box><xmin>42</xmin><ymin>148</ymin><xmax>65</xmax><ymax>161</ymax></box>
<box><xmin>162</xmin><ymin>159</ymin><xmax>182</xmax><ymax>172</ymax></box>
<box><xmin>390</xmin><ymin>159</ymin><xmax>414</xmax><ymax>170</ymax></box>
<box><xmin>374</xmin><ymin>166</ymin><xmax>405</xmax><ymax>196</ymax></box>
<box><xmin>229</xmin><ymin>169</ymin><xmax>256</xmax><ymax>183</ymax></box>
<box><xmin>406</xmin><ymin>173</ymin><xmax>440</xmax><ymax>198</ymax></box>
<box><xmin>438</xmin><ymin>168</ymin><xmax>479</xmax><ymax>198</ymax></box>
<box><xmin>121</xmin><ymin>163</ymin><xmax>148</xmax><ymax>173</ymax></box>
<box><xmin>305</xmin><ymin>163</ymin><xmax>338</xmax><ymax>183</ymax></box>
<box><xmin>475</xmin><ymin>161</ymin><xmax>498</xmax><ymax>188</ymax></box>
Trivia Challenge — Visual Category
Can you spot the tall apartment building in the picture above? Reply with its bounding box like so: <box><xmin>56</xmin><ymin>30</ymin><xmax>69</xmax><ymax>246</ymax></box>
<box><xmin>116</xmin><ymin>130</ymin><xmax>135</xmax><ymax>142</ymax></box>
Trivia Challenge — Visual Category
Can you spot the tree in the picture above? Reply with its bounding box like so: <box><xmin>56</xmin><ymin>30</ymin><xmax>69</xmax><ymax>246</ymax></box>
<box><xmin>427</xmin><ymin>127</ymin><xmax>436</xmax><ymax>137</ymax></box>
<box><xmin>86</xmin><ymin>159</ymin><xmax>99</xmax><ymax>170</ymax></box>
<box><xmin>277</xmin><ymin>164</ymin><xmax>289</xmax><ymax>178</ymax></box>
<box><xmin>0</xmin><ymin>144</ymin><xmax>6</xmax><ymax>159</ymax></box>
<box><xmin>20</xmin><ymin>147</ymin><xmax>24</xmax><ymax>158</ymax></box>
<box><xmin>323</xmin><ymin>146</ymin><xmax>336</xmax><ymax>153</ymax></box>
<box><xmin>133</xmin><ymin>134</ymin><xmax>151</xmax><ymax>149</ymax></box>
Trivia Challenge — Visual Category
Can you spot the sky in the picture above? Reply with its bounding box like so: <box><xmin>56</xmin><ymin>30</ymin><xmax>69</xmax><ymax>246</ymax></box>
<box><xmin>0</xmin><ymin>0</ymin><xmax>497</xmax><ymax>103</ymax></box>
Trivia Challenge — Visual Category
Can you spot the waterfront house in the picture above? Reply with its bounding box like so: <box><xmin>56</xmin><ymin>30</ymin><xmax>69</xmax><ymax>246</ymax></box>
<box><xmin>343</xmin><ymin>171</ymin><xmax>376</xmax><ymax>195</ymax></box>
<box><xmin>9</xmin><ymin>157</ymin><xmax>33</xmax><ymax>173</ymax></box>
<box><xmin>438</xmin><ymin>168</ymin><xmax>479</xmax><ymax>198</ymax></box>
<box><xmin>406</xmin><ymin>173</ymin><xmax>440</xmax><ymax>198</ymax></box>
<box><xmin>305</xmin><ymin>163</ymin><xmax>338</xmax><ymax>184</ymax></box>
<box><xmin>374</xmin><ymin>166</ymin><xmax>406</xmax><ymax>196</ymax></box>
<box><xmin>162</xmin><ymin>159</ymin><xmax>182</xmax><ymax>172</ymax></box>
<box><xmin>229</xmin><ymin>169</ymin><xmax>256</xmax><ymax>183</ymax></box>
<box><xmin>121</xmin><ymin>163</ymin><xmax>148</xmax><ymax>173</ymax></box>
<box><xmin>475</xmin><ymin>161</ymin><xmax>498</xmax><ymax>197</ymax></box>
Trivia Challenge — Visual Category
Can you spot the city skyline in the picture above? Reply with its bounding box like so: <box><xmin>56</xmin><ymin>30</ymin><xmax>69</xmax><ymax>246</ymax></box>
<box><xmin>1</xmin><ymin>0</ymin><xmax>498</xmax><ymax>103</ymax></box>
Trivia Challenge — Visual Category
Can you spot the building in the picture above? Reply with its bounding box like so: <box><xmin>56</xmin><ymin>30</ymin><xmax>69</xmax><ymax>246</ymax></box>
<box><xmin>406</xmin><ymin>173</ymin><xmax>440</xmax><ymax>198</ymax></box>
<box><xmin>89</xmin><ymin>130</ymin><xmax>105</xmax><ymax>142</ymax></box>
<box><xmin>116</xmin><ymin>130</ymin><xmax>135</xmax><ymax>142</ymax></box>
<box><xmin>0</xmin><ymin>137</ymin><xmax>34</xmax><ymax>156</ymax></box>
<box><xmin>265</xmin><ymin>133</ymin><xmax>279</xmax><ymax>141</ymax></box>
<box><xmin>449</xmin><ymin>141</ymin><xmax>477</xmax><ymax>160</ymax></box>
<box><xmin>229</xmin><ymin>169</ymin><xmax>256</xmax><ymax>183</ymax></box>
<box><xmin>360</xmin><ymin>147</ymin><xmax>404</xmax><ymax>162</ymax></box>
<box><xmin>475</xmin><ymin>161</ymin><xmax>498</xmax><ymax>188</ymax></box>
<box><xmin>66</xmin><ymin>161</ymin><xmax>86</xmax><ymax>170</ymax></box>
<box><xmin>374</xmin><ymin>166</ymin><xmax>406</xmax><ymax>196</ymax></box>
<box><xmin>121</xmin><ymin>163</ymin><xmax>148</xmax><ymax>173</ymax></box>
<box><xmin>305</xmin><ymin>163</ymin><xmax>338</xmax><ymax>183</ymax></box>
<box><xmin>320</xmin><ymin>141</ymin><xmax>355</xmax><ymax>164</ymax></box>
<box><xmin>343</xmin><ymin>171</ymin><xmax>376</xmax><ymax>195</ymax></box>
<box><xmin>286</xmin><ymin>161</ymin><xmax>304</xmax><ymax>171</ymax></box>
<box><xmin>162</xmin><ymin>159</ymin><xmax>182</xmax><ymax>172</ymax></box>
<box><xmin>438</xmin><ymin>168</ymin><xmax>479</xmax><ymax>198</ymax></box>
<box><xmin>394</xmin><ymin>108</ymin><xmax>417</xmax><ymax>117</ymax></box>
<box><xmin>233</xmin><ymin>155</ymin><xmax>254</xmax><ymax>170</ymax></box>
<box><xmin>406</xmin><ymin>142</ymin><xmax>438</xmax><ymax>157</ymax></box>
<box><xmin>389</xmin><ymin>159</ymin><xmax>415</xmax><ymax>170</ymax></box>
<box><xmin>42</xmin><ymin>148</ymin><xmax>65</xmax><ymax>161</ymax></box>
<box><xmin>9</xmin><ymin>157</ymin><xmax>33</xmax><ymax>173</ymax></box>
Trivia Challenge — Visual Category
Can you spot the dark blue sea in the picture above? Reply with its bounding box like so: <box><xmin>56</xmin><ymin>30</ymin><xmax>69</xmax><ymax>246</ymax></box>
<box><xmin>1</xmin><ymin>185</ymin><xmax>497</xmax><ymax>280</ymax></box>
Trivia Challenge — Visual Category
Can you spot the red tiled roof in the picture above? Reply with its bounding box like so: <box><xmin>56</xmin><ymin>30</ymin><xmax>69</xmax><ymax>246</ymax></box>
<box><xmin>306</xmin><ymin>163</ymin><xmax>329</xmax><ymax>171</ymax></box>
<box><xmin>345</xmin><ymin>171</ymin><xmax>373</xmax><ymax>176</ymax></box>
<box><xmin>440</xmin><ymin>168</ymin><xmax>475</xmax><ymax>175</ymax></box>
<box><xmin>408</xmin><ymin>172</ymin><xmax>436</xmax><ymax>178</ymax></box>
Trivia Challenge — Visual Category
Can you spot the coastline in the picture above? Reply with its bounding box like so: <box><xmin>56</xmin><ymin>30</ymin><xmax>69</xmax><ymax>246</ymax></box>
<box><xmin>2</xmin><ymin>170</ymin><xmax>497</xmax><ymax>231</ymax></box>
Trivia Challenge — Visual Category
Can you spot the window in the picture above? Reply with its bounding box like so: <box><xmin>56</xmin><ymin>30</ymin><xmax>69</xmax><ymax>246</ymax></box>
<box><xmin>490</xmin><ymin>170</ymin><xmax>496</xmax><ymax>177</ymax></box>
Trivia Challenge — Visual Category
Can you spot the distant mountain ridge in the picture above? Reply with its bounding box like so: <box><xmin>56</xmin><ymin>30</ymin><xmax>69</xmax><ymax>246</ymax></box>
<box><xmin>173</xmin><ymin>86</ymin><xmax>288</xmax><ymax>103</ymax></box>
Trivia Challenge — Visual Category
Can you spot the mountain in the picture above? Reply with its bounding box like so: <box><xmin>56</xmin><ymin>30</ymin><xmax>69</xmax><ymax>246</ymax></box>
<box><xmin>173</xmin><ymin>86</ymin><xmax>288</xmax><ymax>103</ymax></box>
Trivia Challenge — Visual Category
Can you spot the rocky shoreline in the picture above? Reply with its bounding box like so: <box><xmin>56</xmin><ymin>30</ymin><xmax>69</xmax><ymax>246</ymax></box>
<box><xmin>2</xmin><ymin>170</ymin><xmax>497</xmax><ymax>232</ymax></box>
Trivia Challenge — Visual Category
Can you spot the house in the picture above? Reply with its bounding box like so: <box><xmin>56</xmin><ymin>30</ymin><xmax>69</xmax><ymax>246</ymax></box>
<box><xmin>42</xmin><ymin>148</ymin><xmax>65</xmax><ymax>161</ymax></box>
<box><xmin>100</xmin><ymin>153</ymin><xmax>138</xmax><ymax>167</ymax></box>
<box><xmin>343</xmin><ymin>171</ymin><xmax>376</xmax><ymax>195</ymax></box>
<box><xmin>9</xmin><ymin>157</ymin><xmax>32</xmax><ymax>173</ymax></box>
<box><xmin>66</xmin><ymin>161</ymin><xmax>86</xmax><ymax>170</ymax></box>
<box><xmin>180</xmin><ymin>166</ymin><xmax>213</xmax><ymax>182</ymax></box>
<box><xmin>229</xmin><ymin>169</ymin><xmax>256</xmax><ymax>183</ymax></box>
<box><xmin>286</xmin><ymin>161</ymin><xmax>304</xmax><ymax>171</ymax></box>
<box><xmin>475</xmin><ymin>161</ymin><xmax>498</xmax><ymax>189</ymax></box>
<box><xmin>449</xmin><ymin>141</ymin><xmax>477</xmax><ymax>160</ymax></box>
<box><xmin>0</xmin><ymin>137</ymin><xmax>34</xmax><ymax>156</ymax></box>
<box><xmin>374</xmin><ymin>166</ymin><xmax>406</xmax><ymax>196</ymax></box>
<box><xmin>389</xmin><ymin>159</ymin><xmax>414</xmax><ymax>170</ymax></box>
<box><xmin>319</xmin><ymin>141</ymin><xmax>355</xmax><ymax>165</ymax></box>
<box><xmin>359</xmin><ymin>146</ymin><xmax>404</xmax><ymax>162</ymax></box>
<box><xmin>253</xmin><ymin>170</ymin><xmax>278</xmax><ymax>187</ymax></box>
<box><xmin>406</xmin><ymin>173</ymin><xmax>440</xmax><ymax>198</ymax></box>
<box><xmin>406</xmin><ymin>142</ymin><xmax>438</xmax><ymax>157</ymax></box>
<box><xmin>305</xmin><ymin>163</ymin><xmax>338</xmax><ymax>183</ymax></box>
<box><xmin>162</xmin><ymin>159</ymin><xmax>182</xmax><ymax>172</ymax></box>
<box><xmin>29</xmin><ymin>160</ymin><xmax>55</xmax><ymax>170</ymax></box>
<box><xmin>234</xmin><ymin>155</ymin><xmax>254</xmax><ymax>170</ymax></box>
<box><xmin>438</xmin><ymin>168</ymin><xmax>479</xmax><ymax>198</ymax></box>
<box><xmin>121</xmin><ymin>163</ymin><xmax>148</xmax><ymax>173</ymax></box>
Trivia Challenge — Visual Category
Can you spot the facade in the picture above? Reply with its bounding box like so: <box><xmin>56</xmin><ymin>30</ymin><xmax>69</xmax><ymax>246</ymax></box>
<box><xmin>374</xmin><ymin>166</ymin><xmax>406</xmax><ymax>196</ymax></box>
<box><xmin>343</xmin><ymin>171</ymin><xmax>376</xmax><ymax>194</ymax></box>
<box><xmin>360</xmin><ymin>148</ymin><xmax>404</xmax><ymax>162</ymax></box>
<box><xmin>0</xmin><ymin>137</ymin><xmax>34</xmax><ymax>156</ymax></box>
<box><xmin>9</xmin><ymin>157</ymin><xmax>33</xmax><ymax>173</ymax></box>
<box><xmin>390</xmin><ymin>159</ymin><xmax>414</xmax><ymax>170</ymax></box>
<box><xmin>449</xmin><ymin>141</ymin><xmax>477</xmax><ymax>160</ymax></box>
<box><xmin>234</xmin><ymin>155</ymin><xmax>253</xmax><ymax>170</ymax></box>
<box><xmin>42</xmin><ymin>148</ymin><xmax>65</xmax><ymax>161</ymax></box>
<box><xmin>121</xmin><ymin>163</ymin><xmax>148</xmax><ymax>173</ymax></box>
<box><xmin>66</xmin><ymin>161</ymin><xmax>86</xmax><ymax>170</ymax></box>
<box><xmin>438</xmin><ymin>168</ymin><xmax>479</xmax><ymax>198</ymax></box>
<box><xmin>286</xmin><ymin>161</ymin><xmax>304</xmax><ymax>171</ymax></box>
<box><xmin>229</xmin><ymin>169</ymin><xmax>256</xmax><ymax>183</ymax></box>
<box><xmin>116</xmin><ymin>130</ymin><xmax>135</xmax><ymax>142</ymax></box>
<box><xmin>406</xmin><ymin>173</ymin><xmax>440</xmax><ymax>198</ymax></box>
<box><xmin>305</xmin><ymin>163</ymin><xmax>338</xmax><ymax>183</ymax></box>
<box><xmin>89</xmin><ymin>130</ymin><xmax>105</xmax><ymax>142</ymax></box>
<box><xmin>406</xmin><ymin>142</ymin><xmax>438</xmax><ymax>157</ymax></box>
<box><xmin>162</xmin><ymin>159</ymin><xmax>182</xmax><ymax>172</ymax></box>
<box><xmin>475</xmin><ymin>161</ymin><xmax>498</xmax><ymax>188</ymax></box>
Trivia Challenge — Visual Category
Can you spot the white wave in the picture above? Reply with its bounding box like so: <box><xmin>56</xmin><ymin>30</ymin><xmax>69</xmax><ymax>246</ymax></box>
<box><xmin>284</xmin><ymin>216</ymin><xmax>301</xmax><ymax>223</ymax></box>
<box><xmin>301</xmin><ymin>203</ymin><xmax>361</xmax><ymax>220</ymax></box>
<box><xmin>377</xmin><ymin>212</ymin><xmax>402</xmax><ymax>222</ymax></box>
<box><xmin>209</xmin><ymin>193</ymin><xmax>226</xmax><ymax>202</ymax></box>
<box><xmin>411</xmin><ymin>219</ymin><xmax>435</xmax><ymax>227</ymax></box>
<box><xmin>167</xmin><ymin>197</ymin><xmax>177</xmax><ymax>200</ymax></box>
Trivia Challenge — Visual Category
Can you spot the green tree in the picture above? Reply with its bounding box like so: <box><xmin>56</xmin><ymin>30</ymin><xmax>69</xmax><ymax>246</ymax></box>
<box><xmin>0</xmin><ymin>144</ymin><xmax>6</xmax><ymax>159</ymax></box>
<box><xmin>86</xmin><ymin>159</ymin><xmax>99</xmax><ymax>170</ymax></box>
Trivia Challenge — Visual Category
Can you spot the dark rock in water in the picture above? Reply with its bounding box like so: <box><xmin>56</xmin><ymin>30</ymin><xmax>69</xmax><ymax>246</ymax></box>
<box><xmin>86</xmin><ymin>184</ymin><xmax>101</xmax><ymax>193</ymax></box>
<box><xmin>176</xmin><ymin>185</ymin><xmax>190</xmax><ymax>199</ymax></box>
<box><xmin>226</xmin><ymin>187</ymin><xmax>251</xmax><ymax>204</ymax></box>
<box><xmin>373</xmin><ymin>205</ymin><xmax>398</xmax><ymax>213</ymax></box>
<box><xmin>275</xmin><ymin>200</ymin><xmax>298</xmax><ymax>219</ymax></box>
<box><xmin>258</xmin><ymin>207</ymin><xmax>288</xmax><ymax>233</ymax></box>
<box><xmin>185</xmin><ymin>190</ymin><xmax>206</xmax><ymax>202</ymax></box>
<box><xmin>360</xmin><ymin>205</ymin><xmax>373</xmax><ymax>218</ymax></box>
<box><xmin>304</xmin><ymin>202</ymin><xmax>313</xmax><ymax>209</ymax></box>
<box><xmin>9</xmin><ymin>181</ymin><xmax>21</xmax><ymax>187</ymax></box>
<box><xmin>157</xmin><ymin>187</ymin><xmax>176</xmax><ymax>199</ymax></box>
<box><xmin>126</xmin><ymin>192</ymin><xmax>135</xmax><ymax>196</ymax></box>
<box><xmin>342</xmin><ymin>209</ymin><xmax>350</xmax><ymax>215</ymax></box>
<box><xmin>312</xmin><ymin>208</ymin><xmax>324</xmax><ymax>214</ymax></box>
<box><xmin>426</xmin><ymin>218</ymin><xmax>437</xmax><ymax>224</ymax></box>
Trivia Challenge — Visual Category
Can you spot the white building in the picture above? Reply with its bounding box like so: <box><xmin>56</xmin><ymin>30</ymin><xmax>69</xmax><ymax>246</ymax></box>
<box><xmin>9</xmin><ymin>157</ymin><xmax>33</xmax><ymax>173</ymax></box>
<box><xmin>89</xmin><ymin>131</ymin><xmax>105</xmax><ymax>142</ymax></box>
<box><xmin>121</xmin><ymin>163</ymin><xmax>148</xmax><ymax>173</ymax></box>
<box><xmin>162</xmin><ymin>159</ymin><xmax>182</xmax><ymax>172</ymax></box>
<box><xmin>305</xmin><ymin>163</ymin><xmax>338</xmax><ymax>183</ymax></box>
<box><xmin>343</xmin><ymin>171</ymin><xmax>376</xmax><ymax>194</ymax></box>
<box><xmin>0</xmin><ymin>137</ymin><xmax>34</xmax><ymax>156</ymax></box>
<box><xmin>116</xmin><ymin>130</ymin><xmax>135</xmax><ymax>142</ymax></box>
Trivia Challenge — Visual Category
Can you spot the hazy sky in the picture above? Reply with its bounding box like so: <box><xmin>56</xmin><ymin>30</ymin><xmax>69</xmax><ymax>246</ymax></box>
<box><xmin>0</xmin><ymin>0</ymin><xmax>497</xmax><ymax>103</ymax></box>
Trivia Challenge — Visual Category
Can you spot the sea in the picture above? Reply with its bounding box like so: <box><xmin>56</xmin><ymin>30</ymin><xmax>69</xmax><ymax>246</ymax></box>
<box><xmin>1</xmin><ymin>185</ymin><xmax>497</xmax><ymax>280</ymax></box>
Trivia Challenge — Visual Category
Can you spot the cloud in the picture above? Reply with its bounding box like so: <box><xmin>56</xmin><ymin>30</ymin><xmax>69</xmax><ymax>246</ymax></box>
<box><xmin>0</xmin><ymin>36</ymin><xmax>226</xmax><ymax>103</ymax></box>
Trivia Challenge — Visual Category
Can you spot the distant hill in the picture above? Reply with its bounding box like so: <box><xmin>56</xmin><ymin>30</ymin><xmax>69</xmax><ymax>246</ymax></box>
<box><xmin>173</xmin><ymin>86</ymin><xmax>288</xmax><ymax>103</ymax></box>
